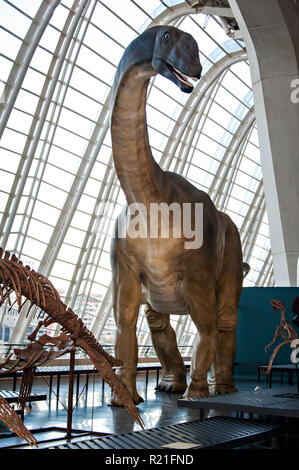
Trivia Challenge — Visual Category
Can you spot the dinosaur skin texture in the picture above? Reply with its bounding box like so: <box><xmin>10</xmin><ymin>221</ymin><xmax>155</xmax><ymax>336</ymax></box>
<box><xmin>110</xmin><ymin>26</ymin><xmax>244</xmax><ymax>405</ymax></box>
<box><xmin>0</xmin><ymin>249</ymin><xmax>144</xmax><ymax>431</ymax></box>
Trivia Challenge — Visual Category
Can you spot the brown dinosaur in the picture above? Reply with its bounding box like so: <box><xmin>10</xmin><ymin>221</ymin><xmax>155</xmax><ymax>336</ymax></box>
<box><xmin>0</xmin><ymin>249</ymin><xmax>144</xmax><ymax>429</ymax></box>
<box><xmin>110</xmin><ymin>26</ymin><xmax>244</xmax><ymax>405</ymax></box>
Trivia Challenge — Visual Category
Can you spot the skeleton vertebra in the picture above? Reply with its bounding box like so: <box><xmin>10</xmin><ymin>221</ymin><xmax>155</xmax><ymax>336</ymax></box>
<box><xmin>0</xmin><ymin>248</ymin><xmax>144</xmax><ymax>430</ymax></box>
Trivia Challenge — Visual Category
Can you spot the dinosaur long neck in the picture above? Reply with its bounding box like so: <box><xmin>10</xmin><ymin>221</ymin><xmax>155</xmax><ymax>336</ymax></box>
<box><xmin>110</xmin><ymin>34</ymin><xmax>165</xmax><ymax>205</ymax></box>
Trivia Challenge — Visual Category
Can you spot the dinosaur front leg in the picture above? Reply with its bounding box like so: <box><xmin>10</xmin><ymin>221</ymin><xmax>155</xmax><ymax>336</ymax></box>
<box><xmin>183</xmin><ymin>284</ymin><xmax>218</xmax><ymax>398</ymax></box>
<box><xmin>145</xmin><ymin>305</ymin><xmax>187</xmax><ymax>393</ymax></box>
<box><xmin>111</xmin><ymin>265</ymin><xmax>143</xmax><ymax>406</ymax></box>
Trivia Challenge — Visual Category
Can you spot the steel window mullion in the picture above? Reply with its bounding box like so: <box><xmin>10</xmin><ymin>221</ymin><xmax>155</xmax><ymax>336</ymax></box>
<box><xmin>0</xmin><ymin>0</ymin><xmax>89</xmax><ymax>251</ymax></box>
<box><xmin>74</xmin><ymin>180</ymin><xmax>121</xmax><ymax>319</ymax></box>
<box><xmin>0</xmin><ymin>26</ymin><xmax>23</xmax><ymax>43</ymax></box>
<box><xmin>212</xmin><ymin>15</ymin><xmax>246</xmax><ymax>54</ymax></box>
<box><xmin>219</xmin><ymin>82</ymin><xmax>251</xmax><ymax>110</ymax></box>
<box><xmin>97</xmin><ymin>0</ymin><xmax>139</xmax><ymax>35</ymax></box>
<box><xmin>243</xmin><ymin>199</ymin><xmax>266</xmax><ymax>262</ymax></box>
<box><xmin>71</xmin><ymin>62</ymin><xmax>111</xmax><ymax>88</ymax></box>
<box><xmin>6</xmin><ymin>0</ymin><xmax>92</xmax><ymax>343</ymax></box>
<box><xmin>211</xmin><ymin>110</ymin><xmax>255</xmax><ymax>206</ymax></box>
<box><xmin>130</xmin><ymin>0</ymin><xmax>155</xmax><ymax>21</ymax></box>
<box><xmin>179</xmin><ymin>75</ymin><xmax>223</xmax><ymax>177</ymax></box>
<box><xmin>189</xmin><ymin>15</ymin><xmax>230</xmax><ymax>57</ymax></box>
<box><xmin>0</xmin><ymin>0</ymin><xmax>60</xmax><ymax>139</ymax></box>
<box><xmin>159</xmin><ymin>51</ymin><xmax>247</xmax><ymax>170</ymax></box>
<box><xmin>255</xmin><ymin>250</ymin><xmax>272</xmax><ymax>286</ymax></box>
<box><xmin>63</xmin><ymin>163</ymin><xmax>116</xmax><ymax>309</ymax></box>
<box><xmin>88</xmin><ymin>20</ymin><xmax>126</xmax><ymax>51</ymax></box>
<box><xmin>240</xmin><ymin>180</ymin><xmax>263</xmax><ymax>243</ymax></box>
<box><xmin>81</xmin><ymin>42</ymin><xmax>118</xmax><ymax>70</ymax></box>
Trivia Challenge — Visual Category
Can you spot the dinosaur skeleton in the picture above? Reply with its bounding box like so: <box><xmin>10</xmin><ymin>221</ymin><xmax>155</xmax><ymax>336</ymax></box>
<box><xmin>0</xmin><ymin>330</ymin><xmax>75</xmax><ymax>409</ymax></box>
<box><xmin>0</xmin><ymin>248</ymin><xmax>144</xmax><ymax>433</ymax></box>
<box><xmin>264</xmin><ymin>299</ymin><xmax>298</xmax><ymax>375</ymax></box>
<box><xmin>0</xmin><ymin>395</ymin><xmax>37</xmax><ymax>447</ymax></box>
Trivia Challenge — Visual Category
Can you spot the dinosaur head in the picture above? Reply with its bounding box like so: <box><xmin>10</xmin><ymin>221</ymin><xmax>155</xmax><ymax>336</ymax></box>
<box><xmin>151</xmin><ymin>26</ymin><xmax>202</xmax><ymax>93</ymax></box>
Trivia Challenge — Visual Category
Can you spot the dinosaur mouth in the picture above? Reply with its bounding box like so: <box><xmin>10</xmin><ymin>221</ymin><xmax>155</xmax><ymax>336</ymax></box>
<box><xmin>168</xmin><ymin>64</ymin><xmax>199</xmax><ymax>88</ymax></box>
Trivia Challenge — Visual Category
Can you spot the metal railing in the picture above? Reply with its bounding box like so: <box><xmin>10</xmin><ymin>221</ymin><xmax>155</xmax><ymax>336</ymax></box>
<box><xmin>0</xmin><ymin>343</ymin><xmax>192</xmax><ymax>359</ymax></box>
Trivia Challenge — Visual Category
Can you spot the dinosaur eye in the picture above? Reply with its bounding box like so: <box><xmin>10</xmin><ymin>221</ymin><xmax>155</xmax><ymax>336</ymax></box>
<box><xmin>164</xmin><ymin>32</ymin><xmax>170</xmax><ymax>40</ymax></box>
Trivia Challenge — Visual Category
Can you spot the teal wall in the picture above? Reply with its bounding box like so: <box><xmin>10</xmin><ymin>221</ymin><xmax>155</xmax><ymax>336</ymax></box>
<box><xmin>235</xmin><ymin>287</ymin><xmax>299</xmax><ymax>376</ymax></box>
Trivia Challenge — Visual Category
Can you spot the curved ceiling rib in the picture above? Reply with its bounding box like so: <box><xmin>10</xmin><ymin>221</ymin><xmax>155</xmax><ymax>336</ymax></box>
<box><xmin>159</xmin><ymin>50</ymin><xmax>247</xmax><ymax>170</ymax></box>
<box><xmin>0</xmin><ymin>0</ymin><xmax>60</xmax><ymax>139</ymax></box>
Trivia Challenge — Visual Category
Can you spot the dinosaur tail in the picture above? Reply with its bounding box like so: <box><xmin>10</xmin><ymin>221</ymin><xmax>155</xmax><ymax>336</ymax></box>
<box><xmin>0</xmin><ymin>395</ymin><xmax>38</xmax><ymax>447</ymax></box>
<box><xmin>79</xmin><ymin>341</ymin><xmax>144</xmax><ymax>429</ymax></box>
<box><xmin>242</xmin><ymin>262</ymin><xmax>250</xmax><ymax>279</ymax></box>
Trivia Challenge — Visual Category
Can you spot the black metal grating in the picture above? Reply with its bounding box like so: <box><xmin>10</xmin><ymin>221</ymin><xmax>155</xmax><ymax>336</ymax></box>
<box><xmin>178</xmin><ymin>387</ymin><xmax>299</xmax><ymax>418</ymax></box>
<box><xmin>0</xmin><ymin>390</ymin><xmax>46</xmax><ymax>403</ymax></box>
<box><xmin>48</xmin><ymin>417</ymin><xmax>278</xmax><ymax>449</ymax></box>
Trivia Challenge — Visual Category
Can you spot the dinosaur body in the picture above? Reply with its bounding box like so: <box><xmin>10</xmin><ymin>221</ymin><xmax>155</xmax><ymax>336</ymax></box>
<box><xmin>110</xmin><ymin>26</ymin><xmax>243</xmax><ymax>404</ymax></box>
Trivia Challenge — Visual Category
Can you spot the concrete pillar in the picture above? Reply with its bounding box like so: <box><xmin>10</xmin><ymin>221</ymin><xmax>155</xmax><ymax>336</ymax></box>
<box><xmin>229</xmin><ymin>0</ymin><xmax>299</xmax><ymax>286</ymax></box>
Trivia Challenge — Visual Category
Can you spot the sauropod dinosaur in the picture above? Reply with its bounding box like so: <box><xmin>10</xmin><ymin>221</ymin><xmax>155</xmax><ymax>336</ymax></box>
<box><xmin>110</xmin><ymin>25</ymin><xmax>244</xmax><ymax>405</ymax></box>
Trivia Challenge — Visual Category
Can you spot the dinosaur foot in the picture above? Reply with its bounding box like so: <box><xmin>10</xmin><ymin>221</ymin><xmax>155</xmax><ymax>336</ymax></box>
<box><xmin>155</xmin><ymin>373</ymin><xmax>187</xmax><ymax>393</ymax></box>
<box><xmin>182</xmin><ymin>380</ymin><xmax>209</xmax><ymax>399</ymax></box>
<box><xmin>208</xmin><ymin>383</ymin><xmax>238</xmax><ymax>396</ymax></box>
<box><xmin>110</xmin><ymin>391</ymin><xmax>144</xmax><ymax>407</ymax></box>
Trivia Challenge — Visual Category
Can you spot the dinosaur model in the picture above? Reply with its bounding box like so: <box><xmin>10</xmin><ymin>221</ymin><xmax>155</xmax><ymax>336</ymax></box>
<box><xmin>264</xmin><ymin>299</ymin><xmax>298</xmax><ymax>374</ymax></box>
<box><xmin>0</xmin><ymin>249</ymin><xmax>144</xmax><ymax>429</ymax></box>
<box><xmin>110</xmin><ymin>26</ymin><xmax>244</xmax><ymax>405</ymax></box>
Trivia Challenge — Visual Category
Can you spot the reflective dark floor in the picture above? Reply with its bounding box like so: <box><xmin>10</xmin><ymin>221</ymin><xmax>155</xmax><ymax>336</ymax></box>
<box><xmin>0</xmin><ymin>371</ymin><xmax>296</xmax><ymax>448</ymax></box>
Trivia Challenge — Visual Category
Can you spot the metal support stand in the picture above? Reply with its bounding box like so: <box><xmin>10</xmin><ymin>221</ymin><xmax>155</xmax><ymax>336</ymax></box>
<box><xmin>66</xmin><ymin>347</ymin><xmax>76</xmax><ymax>440</ymax></box>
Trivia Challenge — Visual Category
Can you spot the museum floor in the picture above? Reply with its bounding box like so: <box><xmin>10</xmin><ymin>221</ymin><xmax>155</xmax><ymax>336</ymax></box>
<box><xmin>0</xmin><ymin>371</ymin><xmax>298</xmax><ymax>449</ymax></box>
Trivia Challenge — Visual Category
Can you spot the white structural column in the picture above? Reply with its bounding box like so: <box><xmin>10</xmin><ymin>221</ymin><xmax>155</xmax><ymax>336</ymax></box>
<box><xmin>229</xmin><ymin>0</ymin><xmax>299</xmax><ymax>286</ymax></box>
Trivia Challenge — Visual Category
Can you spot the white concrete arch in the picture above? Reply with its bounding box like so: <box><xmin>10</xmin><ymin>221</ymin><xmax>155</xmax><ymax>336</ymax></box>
<box><xmin>229</xmin><ymin>0</ymin><xmax>299</xmax><ymax>286</ymax></box>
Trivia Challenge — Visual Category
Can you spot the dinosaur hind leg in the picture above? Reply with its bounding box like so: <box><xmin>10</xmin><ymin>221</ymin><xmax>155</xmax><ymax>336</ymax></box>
<box><xmin>183</xmin><ymin>281</ymin><xmax>218</xmax><ymax>399</ymax></box>
<box><xmin>209</xmin><ymin>231</ymin><xmax>243</xmax><ymax>395</ymax></box>
<box><xmin>145</xmin><ymin>304</ymin><xmax>187</xmax><ymax>393</ymax></box>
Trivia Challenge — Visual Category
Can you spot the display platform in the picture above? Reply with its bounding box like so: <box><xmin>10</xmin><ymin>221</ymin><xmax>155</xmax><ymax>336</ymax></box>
<box><xmin>44</xmin><ymin>416</ymin><xmax>279</xmax><ymax>450</ymax></box>
<box><xmin>178</xmin><ymin>387</ymin><xmax>299</xmax><ymax>419</ymax></box>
